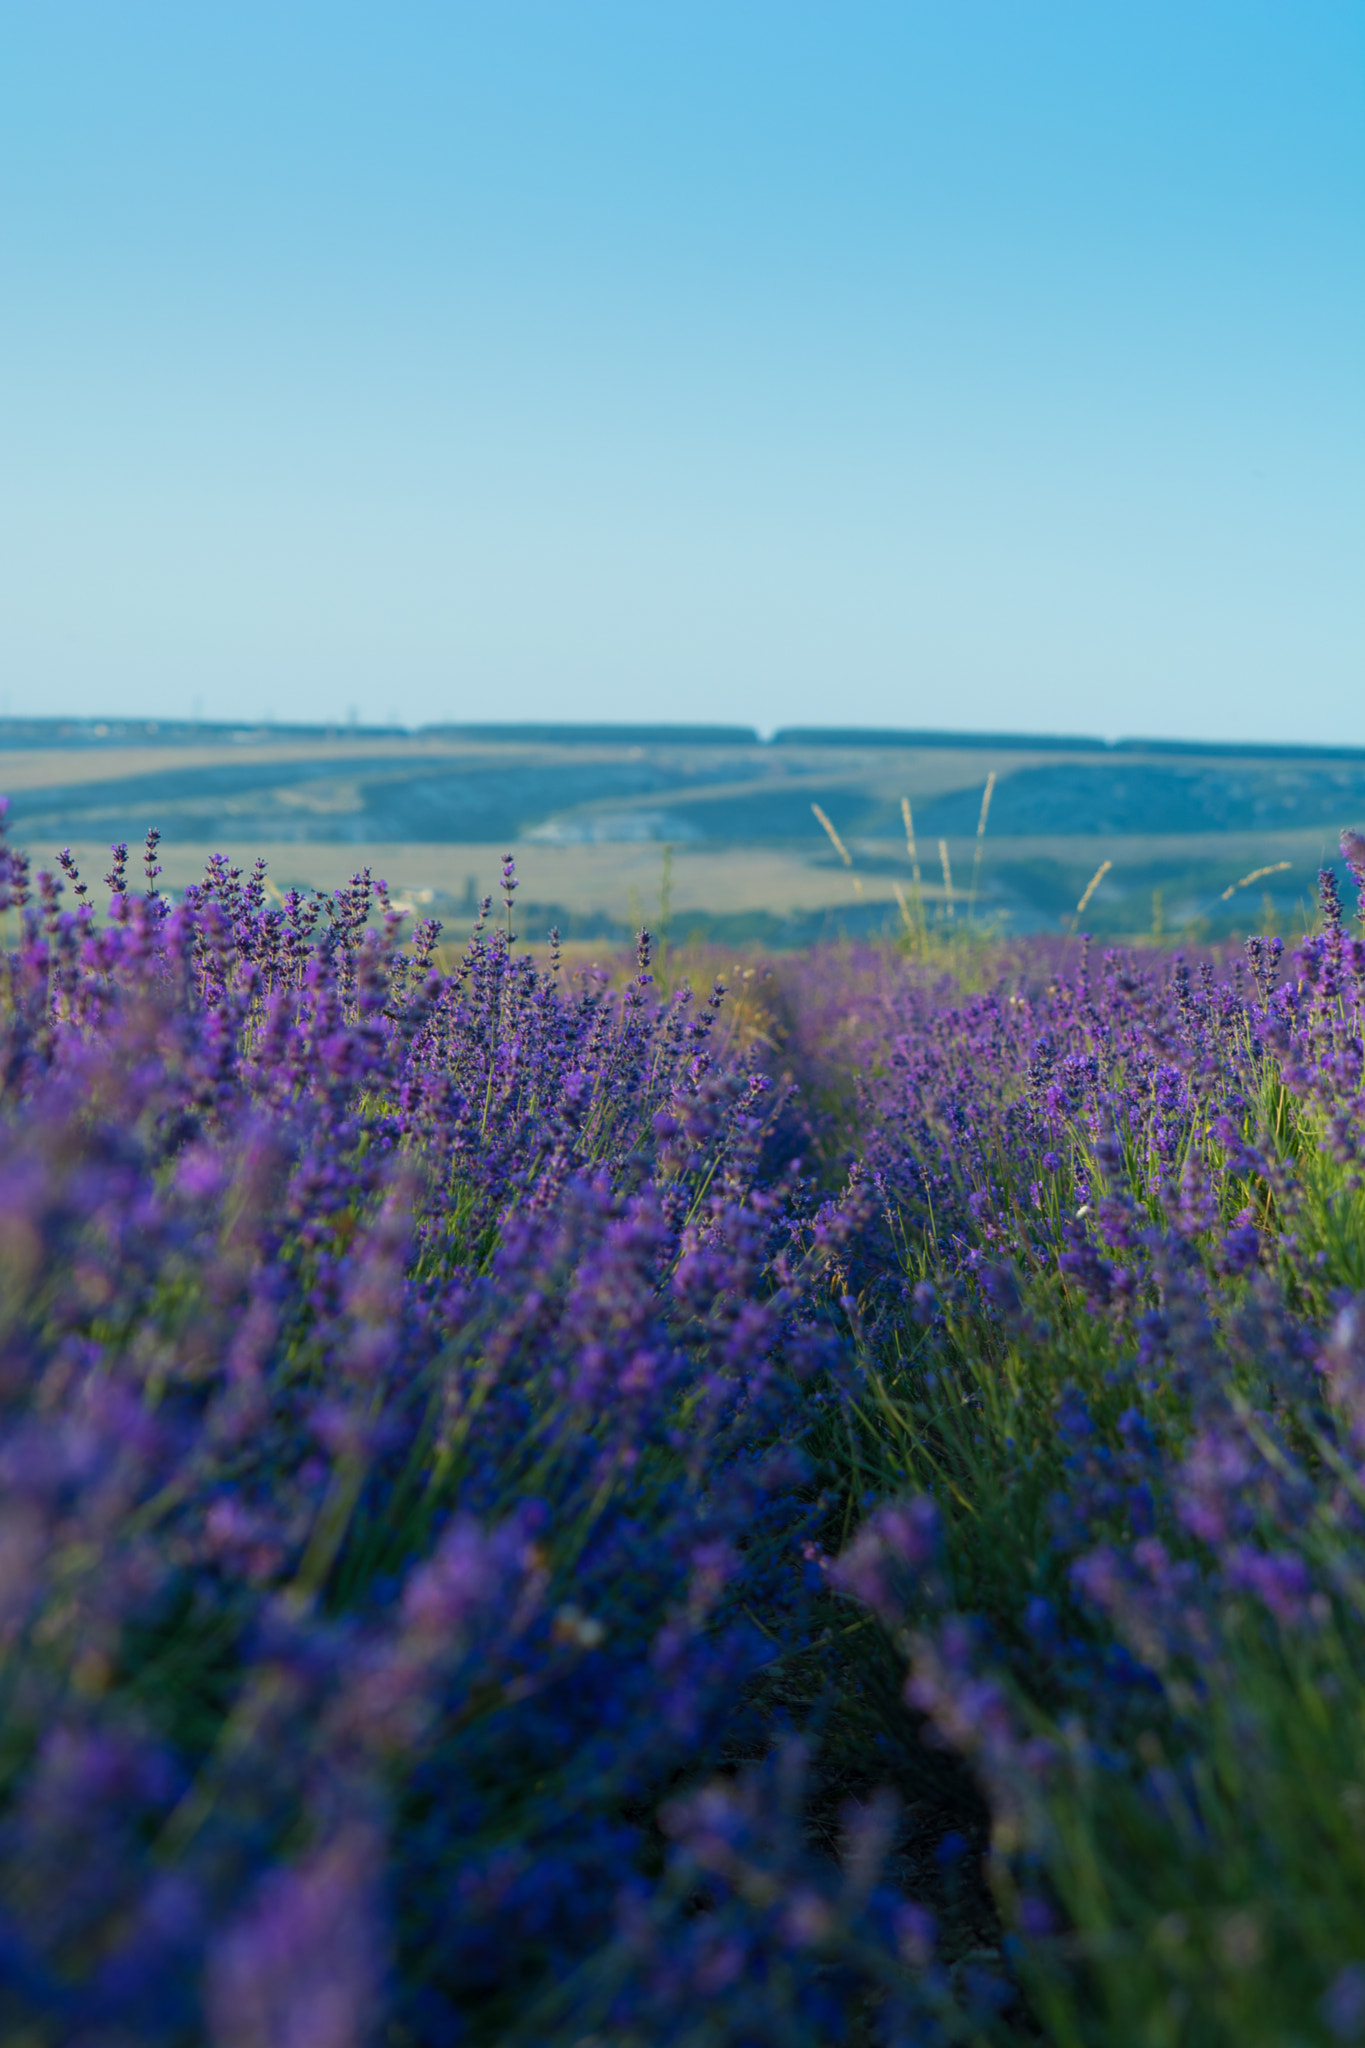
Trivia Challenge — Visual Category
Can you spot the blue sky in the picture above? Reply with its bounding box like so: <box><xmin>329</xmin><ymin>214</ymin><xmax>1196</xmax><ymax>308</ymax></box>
<box><xmin>1</xmin><ymin>2</ymin><xmax>1361</xmax><ymax>742</ymax></box>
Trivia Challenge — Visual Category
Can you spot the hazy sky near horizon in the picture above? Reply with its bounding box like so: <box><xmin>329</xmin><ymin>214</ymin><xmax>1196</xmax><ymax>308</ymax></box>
<box><xmin>1</xmin><ymin>3</ymin><xmax>1361</xmax><ymax>743</ymax></box>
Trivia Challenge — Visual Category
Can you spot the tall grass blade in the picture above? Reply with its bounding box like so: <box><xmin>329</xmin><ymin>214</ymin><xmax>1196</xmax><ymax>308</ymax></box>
<box><xmin>938</xmin><ymin>838</ymin><xmax>955</xmax><ymax>922</ymax></box>
<box><xmin>967</xmin><ymin>770</ymin><xmax>996</xmax><ymax>929</ymax></box>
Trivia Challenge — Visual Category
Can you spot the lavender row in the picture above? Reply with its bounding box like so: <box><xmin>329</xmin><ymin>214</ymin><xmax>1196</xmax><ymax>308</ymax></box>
<box><xmin>790</xmin><ymin>833</ymin><xmax>1365</xmax><ymax>2043</ymax></box>
<box><xmin>0</xmin><ymin>820</ymin><xmax>967</xmax><ymax>2046</ymax></box>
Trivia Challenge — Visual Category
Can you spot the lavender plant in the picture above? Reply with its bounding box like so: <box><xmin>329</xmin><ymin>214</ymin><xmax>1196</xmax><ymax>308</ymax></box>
<box><xmin>0</xmin><ymin>813</ymin><xmax>981</xmax><ymax>2047</ymax></box>
<box><xmin>812</xmin><ymin>832</ymin><xmax>1365</xmax><ymax>2044</ymax></box>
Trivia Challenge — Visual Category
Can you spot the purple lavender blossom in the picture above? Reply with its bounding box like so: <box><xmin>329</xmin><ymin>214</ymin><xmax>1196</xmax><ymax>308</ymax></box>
<box><xmin>205</xmin><ymin>1826</ymin><xmax>384</xmax><ymax>2048</ymax></box>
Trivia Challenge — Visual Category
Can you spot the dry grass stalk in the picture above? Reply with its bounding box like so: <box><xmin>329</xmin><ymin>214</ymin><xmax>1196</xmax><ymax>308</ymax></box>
<box><xmin>1220</xmin><ymin>859</ymin><xmax>1292</xmax><ymax>902</ymax></box>
<box><xmin>967</xmin><ymin>770</ymin><xmax>996</xmax><ymax>926</ymax></box>
<box><xmin>811</xmin><ymin>803</ymin><xmax>862</xmax><ymax>897</ymax></box>
<box><xmin>900</xmin><ymin>796</ymin><xmax>926</xmax><ymax>938</ymax></box>
<box><xmin>976</xmin><ymin>772</ymin><xmax>997</xmax><ymax>840</ymax></box>
<box><xmin>811</xmin><ymin>803</ymin><xmax>852</xmax><ymax>867</ymax></box>
<box><xmin>900</xmin><ymin>796</ymin><xmax>922</xmax><ymax>883</ymax></box>
<box><xmin>1068</xmin><ymin>859</ymin><xmax>1113</xmax><ymax>933</ymax></box>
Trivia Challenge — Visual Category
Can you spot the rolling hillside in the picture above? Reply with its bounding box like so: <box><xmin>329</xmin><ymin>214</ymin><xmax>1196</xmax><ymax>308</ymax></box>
<box><xmin>3</xmin><ymin>718</ymin><xmax>1360</xmax><ymax>942</ymax></box>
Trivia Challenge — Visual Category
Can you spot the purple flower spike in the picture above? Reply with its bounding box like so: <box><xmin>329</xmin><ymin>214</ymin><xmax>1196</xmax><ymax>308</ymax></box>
<box><xmin>206</xmin><ymin>1826</ymin><xmax>384</xmax><ymax>2048</ymax></box>
<box><xmin>1343</xmin><ymin>829</ymin><xmax>1365</xmax><ymax>925</ymax></box>
<box><xmin>833</xmin><ymin>1497</ymin><xmax>940</xmax><ymax>1626</ymax></box>
<box><xmin>1324</xmin><ymin>1964</ymin><xmax>1365</xmax><ymax>2043</ymax></box>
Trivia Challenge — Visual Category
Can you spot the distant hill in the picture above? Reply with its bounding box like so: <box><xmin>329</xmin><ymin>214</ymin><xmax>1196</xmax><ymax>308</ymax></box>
<box><xmin>2</xmin><ymin>720</ymin><xmax>1360</xmax><ymax>939</ymax></box>
<box><xmin>911</xmin><ymin>759</ymin><xmax>1365</xmax><ymax>837</ymax></box>
<box><xmin>2</xmin><ymin>719</ymin><xmax>1361</xmax><ymax>850</ymax></box>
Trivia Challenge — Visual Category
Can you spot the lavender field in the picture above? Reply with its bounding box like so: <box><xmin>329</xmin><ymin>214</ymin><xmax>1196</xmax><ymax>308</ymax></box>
<box><xmin>2</xmin><ymin>809</ymin><xmax>1365</xmax><ymax>2045</ymax></box>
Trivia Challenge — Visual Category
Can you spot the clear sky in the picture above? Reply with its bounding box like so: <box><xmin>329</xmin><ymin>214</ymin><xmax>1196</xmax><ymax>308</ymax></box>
<box><xmin>1</xmin><ymin>2</ymin><xmax>1361</xmax><ymax>742</ymax></box>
